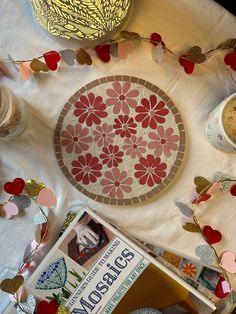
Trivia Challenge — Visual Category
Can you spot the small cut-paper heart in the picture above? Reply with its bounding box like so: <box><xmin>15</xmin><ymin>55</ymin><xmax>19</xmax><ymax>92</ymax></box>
<box><xmin>2</xmin><ymin>201</ymin><xmax>19</xmax><ymax>219</ymax></box>
<box><xmin>175</xmin><ymin>200</ymin><xmax>193</xmax><ymax>217</ymax></box>
<box><xmin>25</xmin><ymin>179</ymin><xmax>45</xmax><ymax>197</ymax></box>
<box><xmin>195</xmin><ymin>244</ymin><xmax>214</xmax><ymax>265</ymax></box>
<box><xmin>76</xmin><ymin>48</ymin><xmax>92</xmax><ymax>65</ymax></box>
<box><xmin>194</xmin><ymin>176</ymin><xmax>212</xmax><ymax>194</ymax></box>
<box><xmin>182</xmin><ymin>217</ymin><xmax>200</xmax><ymax>232</ymax></box>
<box><xmin>215</xmin><ymin>276</ymin><xmax>231</xmax><ymax>299</ymax></box>
<box><xmin>34</xmin><ymin>207</ymin><xmax>49</xmax><ymax>225</ymax></box>
<box><xmin>11</xmin><ymin>195</ymin><xmax>31</xmax><ymax>209</ymax></box>
<box><xmin>95</xmin><ymin>44</ymin><xmax>110</xmax><ymax>63</ymax></box>
<box><xmin>30</xmin><ymin>58</ymin><xmax>49</xmax><ymax>72</ymax></box>
<box><xmin>212</xmin><ymin>171</ymin><xmax>231</xmax><ymax>191</ymax></box>
<box><xmin>152</xmin><ymin>43</ymin><xmax>164</xmax><ymax>63</ymax></box>
<box><xmin>117</xmin><ymin>41</ymin><xmax>133</xmax><ymax>59</ymax></box>
<box><xmin>43</xmin><ymin>50</ymin><xmax>61</xmax><ymax>71</ymax></box>
<box><xmin>36</xmin><ymin>300</ymin><xmax>59</xmax><ymax>314</ymax></box>
<box><xmin>19</xmin><ymin>62</ymin><xmax>33</xmax><ymax>80</ymax></box>
<box><xmin>203</xmin><ymin>225</ymin><xmax>222</xmax><ymax>244</ymax></box>
<box><xmin>120</xmin><ymin>30</ymin><xmax>141</xmax><ymax>40</ymax></box>
<box><xmin>0</xmin><ymin>275</ymin><xmax>24</xmax><ymax>294</ymax></box>
<box><xmin>220</xmin><ymin>251</ymin><xmax>236</xmax><ymax>273</ymax></box>
<box><xmin>224</xmin><ymin>52</ymin><xmax>236</xmax><ymax>71</ymax></box>
<box><xmin>60</xmin><ymin>49</ymin><xmax>76</xmax><ymax>66</ymax></box>
<box><xmin>187</xmin><ymin>46</ymin><xmax>206</xmax><ymax>64</ymax></box>
<box><xmin>37</xmin><ymin>188</ymin><xmax>56</xmax><ymax>207</ymax></box>
<box><xmin>230</xmin><ymin>184</ymin><xmax>236</xmax><ymax>196</ymax></box>
<box><xmin>4</xmin><ymin>178</ymin><xmax>25</xmax><ymax>195</ymax></box>
<box><xmin>16</xmin><ymin>295</ymin><xmax>36</xmax><ymax>314</ymax></box>
<box><xmin>179</xmin><ymin>55</ymin><xmax>195</xmax><ymax>74</ymax></box>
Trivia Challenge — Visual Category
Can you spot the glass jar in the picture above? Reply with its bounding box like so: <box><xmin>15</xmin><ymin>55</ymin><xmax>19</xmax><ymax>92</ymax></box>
<box><xmin>0</xmin><ymin>85</ymin><xmax>28</xmax><ymax>139</ymax></box>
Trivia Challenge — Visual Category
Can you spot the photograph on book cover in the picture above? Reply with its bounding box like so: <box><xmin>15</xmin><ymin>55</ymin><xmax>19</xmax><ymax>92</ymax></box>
<box><xmin>59</xmin><ymin>212</ymin><xmax>114</xmax><ymax>270</ymax></box>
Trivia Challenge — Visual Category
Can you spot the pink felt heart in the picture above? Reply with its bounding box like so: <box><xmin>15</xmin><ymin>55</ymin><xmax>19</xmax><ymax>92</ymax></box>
<box><xmin>220</xmin><ymin>251</ymin><xmax>236</xmax><ymax>273</ymax></box>
<box><xmin>117</xmin><ymin>41</ymin><xmax>133</xmax><ymax>59</ymax></box>
<box><xmin>43</xmin><ymin>51</ymin><xmax>61</xmax><ymax>71</ymax></box>
<box><xmin>37</xmin><ymin>188</ymin><xmax>56</xmax><ymax>207</ymax></box>
<box><xmin>3</xmin><ymin>201</ymin><xmax>19</xmax><ymax>219</ymax></box>
<box><xmin>19</xmin><ymin>63</ymin><xmax>33</xmax><ymax>80</ymax></box>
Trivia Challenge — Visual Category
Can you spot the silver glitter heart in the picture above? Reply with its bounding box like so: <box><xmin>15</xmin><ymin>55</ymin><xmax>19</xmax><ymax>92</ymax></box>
<box><xmin>11</xmin><ymin>195</ymin><xmax>31</xmax><ymax>209</ymax></box>
<box><xmin>212</xmin><ymin>171</ymin><xmax>231</xmax><ymax>191</ymax></box>
<box><xmin>195</xmin><ymin>245</ymin><xmax>215</xmax><ymax>265</ymax></box>
<box><xmin>16</xmin><ymin>295</ymin><xmax>36</xmax><ymax>314</ymax></box>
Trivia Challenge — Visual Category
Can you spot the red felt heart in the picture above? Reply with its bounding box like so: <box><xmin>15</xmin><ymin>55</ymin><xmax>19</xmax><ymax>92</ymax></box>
<box><xmin>215</xmin><ymin>276</ymin><xmax>230</xmax><ymax>299</ymax></box>
<box><xmin>43</xmin><ymin>51</ymin><xmax>61</xmax><ymax>71</ymax></box>
<box><xmin>37</xmin><ymin>300</ymin><xmax>59</xmax><ymax>314</ymax></box>
<box><xmin>192</xmin><ymin>194</ymin><xmax>211</xmax><ymax>204</ymax></box>
<box><xmin>179</xmin><ymin>55</ymin><xmax>195</xmax><ymax>74</ymax></box>
<box><xmin>4</xmin><ymin>178</ymin><xmax>25</xmax><ymax>195</ymax></box>
<box><xmin>150</xmin><ymin>33</ymin><xmax>162</xmax><ymax>46</ymax></box>
<box><xmin>230</xmin><ymin>184</ymin><xmax>236</xmax><ymax>196</ymax></box>
<box><xmin>203</xmin><ymin>225</ymin><xmax>222</xmax><ymax>244</ymax></box>
<box><xmin>224</xmin><ymin>52</ymin><xmax>236</xmax><ymax>71</ymax></box>
<box><xmin>95</xmin><ymin>45</ymin><xmax>110</xmax><ymax>62</ymax></box>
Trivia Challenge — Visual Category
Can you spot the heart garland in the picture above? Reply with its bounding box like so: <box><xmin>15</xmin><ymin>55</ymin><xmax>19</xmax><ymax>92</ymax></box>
<box><xmin>175</xmin><ymin>172</ymin><xmax>236</xmax><ymax>306</ymax></box>
<box><xmin>0</xmin><ymin>178</ymin><xmax>57</xmax><ymax>311</ymax></box>
<box><xmin>1</xmin><ymin>31</ymin><xmax>236</xmax><ymax>80</ymax></box>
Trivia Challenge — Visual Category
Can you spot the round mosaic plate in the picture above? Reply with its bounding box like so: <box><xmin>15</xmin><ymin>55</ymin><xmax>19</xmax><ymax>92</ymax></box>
<box><xmin>54</xmin><ymin>76</ymin><xmax>185</xmax><ymax>205</ymax></box>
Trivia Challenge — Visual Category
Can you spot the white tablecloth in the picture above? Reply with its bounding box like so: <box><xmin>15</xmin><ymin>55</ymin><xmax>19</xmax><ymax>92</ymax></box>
<box><xmin>1</xmin><ymin>0</ymin><xmax>236</xmax><ymax>312</ymax></box>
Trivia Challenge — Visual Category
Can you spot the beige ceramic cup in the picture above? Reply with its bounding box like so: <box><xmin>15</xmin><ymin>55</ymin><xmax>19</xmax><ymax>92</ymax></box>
<box><xmin>205</xmin><ymin>93</ymin><xmax>236</xmax><ymax>153</ymax></box>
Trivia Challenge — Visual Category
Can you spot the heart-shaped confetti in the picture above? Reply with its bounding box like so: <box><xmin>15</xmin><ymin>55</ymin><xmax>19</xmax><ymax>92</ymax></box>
<box><xmin>206</xmin><ymin>181</ymin><xmax>220</xmax><ymax>195</ymax></box>
<box><xmin>95</xmin><ymin>44</ymin><xmax>110</xmax><ymax>62</ymax></box>
<box><xmin>187</xmin><ymin>46</ymin><xmax>206</xmax><ymax>64</ymax></box>
<box><xmin>179</xmin><ymin>55</ymin><xmax>195</xmax><ymax>74</ymax></box>
<box><xmin>175</xmin><ymin>201</ymin><xmax>193</xmax><ymax>217</ymax></box>
<box><xmin>43</xmin><ymin>51</ymin><xmax>61</xmax><ymax>71</ymax></box>
<box><xmin>16</xmin><ymin>295</ymin><xmax>36</xmax><ymax>314</ymax></box>
<box><xmin>110</xmin><ymin>42</ymin><xmax>118</xmax><ymax>57</ymax></box>
<box><xmin>37</xmin><ymin>188</ymin><xmax>56</xmax><ymax>207</ymax></box>
<box><xmin>215</xmin><ymin>276</ymin><xmax>231</xmax><ymax>299</ymax></box>
<box><xmin>150</xmin><ymin>33</ymin><xmax>162</xmax><ymax>46</ymax></box>
<box><xmin>182</xmin><ymin>217</ymin><xmax>200</xmax><ymax>232</ymax></box>
<box><xmin>230</xmin><ymin>184</ymin><xmax>236</xmax><ymax>196</ymax></box>
<box><xmin>224</xmin><ymin>52</ymin><xmax>236</xmax><ymax>71</ymax></box>
<box><xmin>152</xmin><ymin>43</ymin><xmax>164</xmax><ymax>63</ymax></box>
<box><xmin>195</xmin><ymin>245</ymin><xmax>214</xmax><ymax>265</ymax></box>
<box><xmin>117</xmin><ymin>41</ymin><xmax>133</xmax><ymax>59</ymax></box>
<box><xmin>60</xmin><ymin>49</ymin><xmax>76</xmax><ymax>66</ymax></box>
<box><xmin>2</xmin><ymin>201</ymin><xmax>19</xmax><ymax>219</ymax></box>
<box><xmin>217</xmin><ymin>38</ymin><xmax>236</xmax><ymax>49</ymax></box>
<box><xmin>34</xmin><ymin>208</ymin><xmax>49</xmax><ymax>225</ymax></box>
<box><xmin>0</xmin><ymin>275</ymin><xmax>24</xmax><ymax>294</ymax></box>
<box><xmin>120</xmin><ymin>30</ymin><xmax>141</xmax><ymax>40</ymax></box>
<box><xmin>220</xmin><ymin>251</ymin><xmax>236</xmax><ymax>273</ymax></box>
<box><xmin>9</xmin><ymin>285</ymin><xmax>27</xmax><ymax>302</ymax></box>
<box><xmin>192</xmin><ymin>194</ymin><xmax>211</xmax><ymax>205</ymax></box>
<box><xmin>4</xmin><ymin>178</ymin><xmax>25</xmax><ymax>195</ymax></box>
<box><xmin>57</xmin><ymin>304</ymin><xmax>69</xmax><ymax>314</ymax></box>
<box><xmin>19</xmin><ymin>62</ymin><xmax>33</xmax><ymax>80</ymax></box>
<box><xmin>36</xmin><ymin>300</ymin><xmax>59</xmax><ymax>314</ymax></box>
<box><xmin>194</xmin><ymin>176</ymin><xmax>212</xmax><ymax>194</ymax></box>
<box><xmin>30</xmin><ymin>58</ymin><xmax>49</xmax><ymax>72</ymax></box>
<box><xmin>202</xmin><ymin>225</ymin><xmax>222</xmax><ymax>244</ymax></box>
<box><xmin>11</xmin><ymin>195</ymin><xmax>31</xmax><ymax>209</ymax></box>
<box><xmin>25</xmin><ymin>179</ymin><xmax>45</xmax><ymax>198</ymax></box>
<box><xmin>212</xmin><ymin>171</ymin><xmax>230</xmax><ymax>191</ymax></box>
<box><xmin>76</xmin><ymin>48</ymin><xmax>92</xmax><ymax>65</ymax></box>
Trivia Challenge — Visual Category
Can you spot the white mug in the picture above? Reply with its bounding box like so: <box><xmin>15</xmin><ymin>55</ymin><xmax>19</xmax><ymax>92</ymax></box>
<box><xmin>205</xmin><ymin>93</ymin><xmax>236</xmax><ymax>153</ymax></box>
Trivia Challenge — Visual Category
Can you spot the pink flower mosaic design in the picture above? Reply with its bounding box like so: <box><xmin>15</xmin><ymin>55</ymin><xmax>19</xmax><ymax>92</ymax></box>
<box><xmin>56</xmin><ymin>76</ymin><xmax>185</xmax><ymax>204</ymax></box>
<box><xmin>101</xmin><ymin>168</ymin><xmax>133</xmax><ymax>199</ymax></box>
<box><xmin>106</xmin><ymin>81</ymin><xmax>139</xmax><ymax>114</ymax></box>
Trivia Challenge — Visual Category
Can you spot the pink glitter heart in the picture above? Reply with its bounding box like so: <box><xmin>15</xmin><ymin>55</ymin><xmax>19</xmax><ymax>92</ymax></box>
<box><xmin>3</xmin><ymin>201</ymin><xmax>19</xmax><ymax>219</ymax></box>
